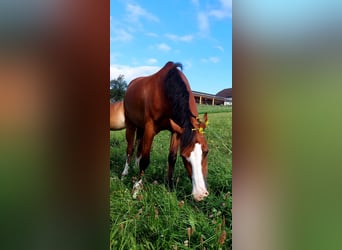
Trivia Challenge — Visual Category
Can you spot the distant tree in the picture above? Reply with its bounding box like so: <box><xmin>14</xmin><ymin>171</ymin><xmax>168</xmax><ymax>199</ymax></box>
<box><xmin>110</xmin><ymin>75</ymin><xmax>128</xmax><ymax>102</ymax></box>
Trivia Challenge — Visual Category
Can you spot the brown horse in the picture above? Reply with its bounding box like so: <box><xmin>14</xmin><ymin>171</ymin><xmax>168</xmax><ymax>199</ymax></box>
<box><xmin>110</xmin><ymin>101</ymin><xmax>125</xmax><ymax>130</ymax></box>
<box><xmin>122</xmin><ymin>61</ymin><xmax>209</xmax><ymax>201</ymax></box>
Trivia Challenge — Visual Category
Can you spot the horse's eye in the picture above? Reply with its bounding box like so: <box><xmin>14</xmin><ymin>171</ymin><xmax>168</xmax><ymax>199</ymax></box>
<box><xmin>203</xmin><ymin>149</ymin><xmax>209</xmax><ymax>156</ymax></box>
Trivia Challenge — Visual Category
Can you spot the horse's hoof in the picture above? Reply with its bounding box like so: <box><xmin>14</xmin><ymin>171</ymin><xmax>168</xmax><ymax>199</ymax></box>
<box><xmin>121</xmin><ymin>170</ymin><xmax>129</xmax><ymax>176</ymax></box>
<box><xmin>132</xmin><ymin>179</ymin><xmax>143</xmax><ymax>199</ymax></box>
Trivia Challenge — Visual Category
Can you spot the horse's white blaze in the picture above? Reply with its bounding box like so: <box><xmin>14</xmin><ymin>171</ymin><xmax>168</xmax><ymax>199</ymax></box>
<box><xmin>121</xmin><ymin>159</ymin><xmax>129</xmax><ymax>176</ymax></box>
<box><xmin>187</xmin><ymin>143</ymin><xmax>209</xmax><ymax>201</ymax></box>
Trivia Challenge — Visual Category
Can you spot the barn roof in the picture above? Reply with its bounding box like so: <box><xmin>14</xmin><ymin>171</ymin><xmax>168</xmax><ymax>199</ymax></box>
<box><xmin>216</xmin><ymin>88</ymin><xmax>232</xmax><ymax>98</ymax></box>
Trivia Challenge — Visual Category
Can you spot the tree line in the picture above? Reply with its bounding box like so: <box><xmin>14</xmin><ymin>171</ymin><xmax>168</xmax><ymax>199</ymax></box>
<box><xmin>110</xmin><ymin>74</ymin><xmax>127</xmax><ymax>102</ymax></box>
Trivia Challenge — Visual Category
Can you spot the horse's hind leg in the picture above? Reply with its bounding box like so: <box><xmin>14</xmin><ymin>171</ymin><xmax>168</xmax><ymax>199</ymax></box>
<box><xmin>122</xmin><ymin>123</ymin><xmax>135</xmax><ymax>176</ymax></box>
<box><xmin>138</xmin><ymin>123</ymin><xmax>155</xmax><ymax>176</ymax></box>
<box><xmin>132</xmin><ymin>123</ymin><xmax>154</xmax><ymax>199</ymax></box>
<box><xmin>134</xmin><ymin>128</ymin><xmax>143</xmax><ymax>168</ymax></box>
<box><xmin>167</xmin><ymin>132</ymin><xmax>180</xmax><ymax>190</ymax></box>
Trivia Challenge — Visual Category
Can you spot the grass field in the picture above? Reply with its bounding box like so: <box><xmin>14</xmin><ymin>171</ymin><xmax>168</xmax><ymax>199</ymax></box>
<box><xmin>110</xmin><ymin>104</ymin><xmax>232</xmax><ymax>249</ymax></box>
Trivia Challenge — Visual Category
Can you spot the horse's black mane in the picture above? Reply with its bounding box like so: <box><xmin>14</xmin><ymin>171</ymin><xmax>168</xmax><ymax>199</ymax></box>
<box><xmin>164</xmin><ymin>62</ymin><xmax>195</xmax><ymax>148</ymax></box>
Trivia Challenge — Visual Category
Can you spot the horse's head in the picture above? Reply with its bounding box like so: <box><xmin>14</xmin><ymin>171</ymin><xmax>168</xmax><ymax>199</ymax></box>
<box><xmin>170</xmin><ymin>113</ymin><xmax>209</xmax><ymax>201</ymax></box>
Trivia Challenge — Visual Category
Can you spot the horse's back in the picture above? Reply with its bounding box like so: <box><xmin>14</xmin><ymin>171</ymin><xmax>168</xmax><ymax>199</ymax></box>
<box><xmin>124</xmin><ymin>62</ymin><xmax>184</xmax><ymax>129</ymax></box>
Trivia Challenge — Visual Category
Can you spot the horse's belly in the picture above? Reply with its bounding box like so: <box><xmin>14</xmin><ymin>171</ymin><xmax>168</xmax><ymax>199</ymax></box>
<box><xmin>124</xmin><ymin>96</ymin><xmax>146</xmax><ymax>127</ymax></box>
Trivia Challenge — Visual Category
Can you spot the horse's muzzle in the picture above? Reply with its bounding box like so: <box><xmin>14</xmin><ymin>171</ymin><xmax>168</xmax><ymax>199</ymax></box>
<box><xmin>193</xmin><ymin>190</ymin><xmax>209</xmax><ymax>201</ymax></box>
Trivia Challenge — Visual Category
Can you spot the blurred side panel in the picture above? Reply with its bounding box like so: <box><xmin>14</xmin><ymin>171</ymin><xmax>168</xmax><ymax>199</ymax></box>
<box><xmin>0</xmin><ymin>1</ymin><xmax>109</xmax><ymax>250</ymax></box>
<box><xmin>233</xmin><ymin>1</ymin><xmax>342</xmax><ymax>250</ymax></box>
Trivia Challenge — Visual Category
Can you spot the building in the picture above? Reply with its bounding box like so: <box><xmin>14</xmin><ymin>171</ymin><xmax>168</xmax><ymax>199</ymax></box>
<box><xmin>216</xmin><ymin>88</ymin><xmax>232</xmax><ymax>105</ymax></box>
<box><xmin>192</xmin><ymin>88</ymin><xmax>232</xmax><ymax>106</ymax></box>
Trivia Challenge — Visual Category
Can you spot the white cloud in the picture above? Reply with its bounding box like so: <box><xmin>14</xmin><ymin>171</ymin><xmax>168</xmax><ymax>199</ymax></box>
<box><xmin>195</xmin><ymin>0</ymin><xmax>232</xmax><ymax>33</ymax></box>
<box><xmin>215</xmin><ymin>45</ymin><xmax>225</xmax><ymax>52</ymax></box>
<box><xmin>126</xmin><ymin>3</ymin><xmax>159</xmax><ymax>23</ymax></box>
<box><xmin>146</xmin><ymin>58</ymin><xmax>158</xmax><ymax>64</ymax></box>
<box><xmin>183</xmin><ymin>60</ymin><xmax>193</xmax><ymax>69</ymax></box>
<box><xmin>110</xmin><ymin>16</ymin><xmax>134</xmax><ymax>42</ymax></box>
<box><xmin>110</xmin><ymin>64</ymin><xmax>160</xmax><ymax>83</ymax></box>
<box><xmin>209</xmin><ymin>0</ymin><xmax>232</xmax><ymax>19</ymax></box>
<box><xmin>191</xmin><ymin>0</ymin><xmax>199</xmax><ymax>7</ymax></box>
<box><xmin>198</xmin><ymin>12</ymin><xmax>209</xmax><ymax>33</ymax></box>
<box><xmin>156</xmin><ymin>43</ymin><xmax>171</xmax><ymax>52</ymax></box>
<box><xmin>110</xmin><ymin>28</ymin><xmax>133</xmax><ymax>42</ymax></box>
<box><xmin>110</xmin><ymin>52</ymin><xmax>121</xmax><ymax>63</ymax></box>
<box><xmin>220</xmin><ymin>0</ymin><xmax>232</xmax><ymax>9</ymax></box>
<box><xmin>209</xmin><ymin>56</ymin><xmax>220</xmax><ymax>63</ymax></box>
<box><xmin>209</xmin><ymin>8</ymin><xmax>231</xmax><ymax>19</ymax></box>
<box><xmin>209</xmin><ymin>10</ymin><xmax>227</xmax><ymax>19</ymax></box>
<box><xmin>165</xmin><ymin>33</ymin><xmax>194</xmax><ymax>42</ymax></box>
<box><xmin>201</xmin><ymin>56</ymin><xmax>220</xmax><ymax>64</ymax></box>
<box><xmin>145</xmin><ymin>32</ymin><xmax>159</xmax><ymax>38</ymax></box>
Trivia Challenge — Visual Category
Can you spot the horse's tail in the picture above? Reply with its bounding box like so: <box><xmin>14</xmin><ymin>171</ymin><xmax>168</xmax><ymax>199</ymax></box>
<box><xmin>157</xmin><ymin>61</ymin><xmax>183</xmax><ymax>77</ymax></box>
<box><xmin>174</xmin><ymin>62</ymin><xmax>183</xmax><ymax>71</ymax></box>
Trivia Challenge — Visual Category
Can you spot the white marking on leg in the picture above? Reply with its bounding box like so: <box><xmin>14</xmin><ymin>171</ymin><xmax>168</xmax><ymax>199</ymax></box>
<box><xmin>121</xmin><ymin>158</ymin><xmax>130</xmax><ymax>176</ymax></box>
<box><xmin>187</xmin><ymin>143</ymin><xmax>209</xmax><ymax>201</ymax></box>
<box><xmin>135</xmin><ymin>155</ymin><xmax>141</xmax><ymax>168</ymax></box>
<box><xmin>132</xmin><ymin>179</ymin><xmax>143</xmax><ymax>199</ymax></box>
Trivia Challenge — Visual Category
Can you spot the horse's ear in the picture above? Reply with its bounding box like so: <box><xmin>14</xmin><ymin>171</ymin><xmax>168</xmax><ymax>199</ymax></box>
<box><xmin>169</xmin><ymin>119</ymin><xmax>184</xmax><ymax>134</ymax></box>
<box><xmin>203</xmin><ymin>112</ymin><xmax>208</xmax><ymax>128</ymax></box>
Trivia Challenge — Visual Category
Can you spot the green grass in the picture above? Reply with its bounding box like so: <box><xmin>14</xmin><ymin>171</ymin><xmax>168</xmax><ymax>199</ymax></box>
<box><xmin>110</xmin><ymin>105</ymin><xmax>232</xmax><ymax>249</ymax></box>
<box><xmin>196</xmin><ymin>104</ymin><xmax>231</xmax><ymax>115</ymax></box>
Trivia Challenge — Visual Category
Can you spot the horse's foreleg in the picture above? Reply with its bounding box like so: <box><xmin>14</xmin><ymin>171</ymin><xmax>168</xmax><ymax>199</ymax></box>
<box><xmin>167</xmin><ymin>132</ymin><xmax>180</xmax><ymax>190</ymax></box>
<box><xmin>122</xmin><ymin>124</ymin><xmax>135</xmax><ymax>176</ymax></box>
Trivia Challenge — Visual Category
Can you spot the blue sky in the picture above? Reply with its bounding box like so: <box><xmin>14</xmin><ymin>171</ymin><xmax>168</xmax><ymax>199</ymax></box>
<box><xmin>110</xmin><ymin>0</ymin><xmax>232</xmax><ymax>95</ymax></box>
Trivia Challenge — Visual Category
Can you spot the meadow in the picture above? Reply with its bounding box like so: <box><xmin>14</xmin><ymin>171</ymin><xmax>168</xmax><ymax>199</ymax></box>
<box><xmin>110</xmin><ymin>105</ymin><xmax>232</xmax><ymax>249</ymax></box>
